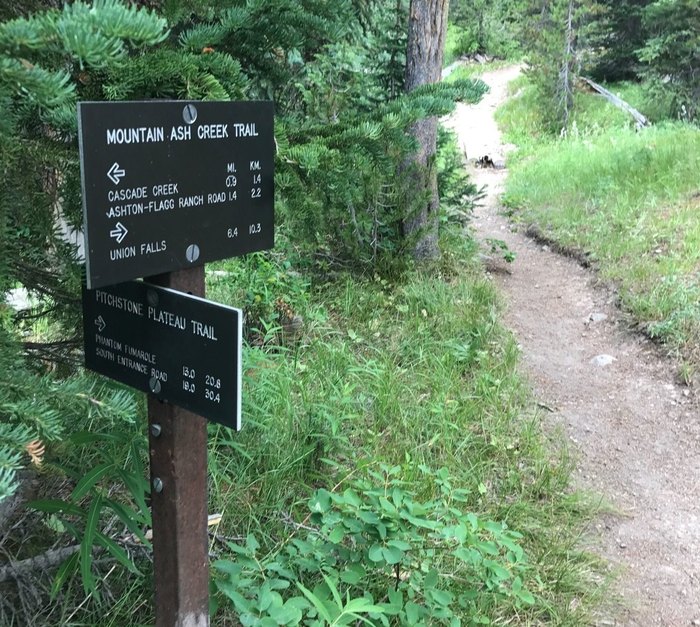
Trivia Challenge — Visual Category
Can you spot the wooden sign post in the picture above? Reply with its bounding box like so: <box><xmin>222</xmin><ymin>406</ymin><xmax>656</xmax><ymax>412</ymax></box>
<box><xmin>147</xmin><ymin>267</ymin><xmax>209</xmax><ymax>627</ymax></box>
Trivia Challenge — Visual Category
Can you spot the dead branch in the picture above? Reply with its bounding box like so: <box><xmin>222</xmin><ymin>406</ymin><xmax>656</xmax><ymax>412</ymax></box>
<box><xmin>0</xmin><ymin>545</ymin><xmax>80</xmax><ymax>583</ymax></box>
<box><xmin>579</xmin><ymin>76</ymin><xmax>650</xmax><ymax>129</ymax></box>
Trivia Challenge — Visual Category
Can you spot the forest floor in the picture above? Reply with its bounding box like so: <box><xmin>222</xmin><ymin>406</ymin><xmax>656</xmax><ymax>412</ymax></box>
<box><xmin>447</xmin><ymin>65</ymin><xmax>700</xmax><ymax>626</ymax></box>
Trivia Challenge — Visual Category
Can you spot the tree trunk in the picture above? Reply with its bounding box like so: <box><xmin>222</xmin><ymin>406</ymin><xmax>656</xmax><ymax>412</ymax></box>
<box><xmin>402</xmin><ymin>0</ymin><xmax>450</xmax><ymax>261</ymax></box>
<box><xmin>558</xmin><ymin>0</ymin><xmax>576</xmax><ymax>131</ymax></box>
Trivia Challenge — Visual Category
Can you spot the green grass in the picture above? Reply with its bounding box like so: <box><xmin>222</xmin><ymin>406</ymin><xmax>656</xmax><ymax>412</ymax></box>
<box><xmin>500</xmin><ymin>77</ymin><xmax>700</xmax><ymax>369</ymax></box>
<box><xmin>444</xmin><ymin>59</ymin><xmax>510</xmax><ymax>84</ymax></box>
<box><xmin>4</xmin><ymin>235</ymin><xmax>604</xmax><ymax>625</ymax></box>
<box><xmin>195</xmin><ymin>233</ymin><xmax>603</xmax><ymax>624</ymax></box>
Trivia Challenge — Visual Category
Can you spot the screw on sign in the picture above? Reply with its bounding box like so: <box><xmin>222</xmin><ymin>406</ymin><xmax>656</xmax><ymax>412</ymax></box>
<box><xmin>186</xmin><ymin>244</ymin><xmax>200</xmax><ymax>263</ymax></box>
<box><xmin>183</xmin><ymin>103</ymin><xmax>198</xmax><ymax>124</ymax></box>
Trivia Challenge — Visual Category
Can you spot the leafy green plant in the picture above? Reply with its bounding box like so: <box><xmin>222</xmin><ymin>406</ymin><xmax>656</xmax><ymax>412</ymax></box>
<box><xmin>485</xmin><ymin>238</ymin><xmax>516</xmax><ymax>263</ymax></box>
<box><xmin>28</xmin><ymin>429</ymin><xmax>150</xmax><ymax>602</ymax></box>
<box><xmin>213</xmin><ymin>464</ymin><xmax>534</xmax><ymax>625</ymax></box>
<box><xmin>485</xmin><ymin>237</ymin><xmax>515</xmax><ymax>263</ymax></box>
<box><xmin>0</xmin><ymin>322</ymin><xmax>144</xmax><ymax>503</ymax></box>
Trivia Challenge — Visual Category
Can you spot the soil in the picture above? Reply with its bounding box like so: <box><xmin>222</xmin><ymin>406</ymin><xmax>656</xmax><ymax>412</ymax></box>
<box><xmin>446</xmin><ymin>66</ymin><xmax>700</xmax><ymax>626</ymax></box>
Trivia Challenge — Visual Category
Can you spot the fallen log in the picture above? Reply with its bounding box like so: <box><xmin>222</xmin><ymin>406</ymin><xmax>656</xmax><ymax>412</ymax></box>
<box><xmin>0</xmin><ymin>545</ymin><xmax>80</xmax><ymax>583</ymax></box>
<box><xmin>1</xmin><ymin>513</ymin><xmax>225</xmax><ymax>582</ymax></box>
<box><xmin>579</xmin><ymin>76</ymin><xmax>650</xmax><ymax>129</ymax></box>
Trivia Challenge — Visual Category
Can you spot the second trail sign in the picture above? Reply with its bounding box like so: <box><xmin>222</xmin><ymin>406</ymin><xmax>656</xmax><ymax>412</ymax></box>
<box><xmin>82</xmin><ymin>280</ymin><xmax>243</xmax><ymax>429</ymax></box>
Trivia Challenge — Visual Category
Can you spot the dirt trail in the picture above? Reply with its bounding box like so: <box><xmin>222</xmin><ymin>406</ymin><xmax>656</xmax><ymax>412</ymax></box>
<box><xmin>446</xmin><ymin>66</ymin><xmax>700</xmax><ymax>626</ymax></box>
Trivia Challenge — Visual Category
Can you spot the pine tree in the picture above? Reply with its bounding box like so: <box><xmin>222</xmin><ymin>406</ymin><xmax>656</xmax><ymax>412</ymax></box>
<box><xmin>588</xmin><ymin>0</ymin><xmax>651</xmax><ymax>82</ymax></box>
<box><xmin>0</xmin><ymin>0</ymin><xmax>168</xmax><ymax>501</ymax></box>
<box><xmin>638</xmin><ymin>0</ymin><xmax>700</xmax><ymax>122</ymax></box>
<box><xmin>520</xmin><ymin>0</ymin><xmax>601</xmax><ymax>133</ymax></box>
<box><xmin>0</xmin><ymin>0</ymin><xmax>487</xmax><ymax>501</ymax></box>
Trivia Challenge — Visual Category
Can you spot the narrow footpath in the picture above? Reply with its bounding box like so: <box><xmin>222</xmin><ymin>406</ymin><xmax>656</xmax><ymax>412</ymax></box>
<box><xmin>447</xmin><ymin>66</ymin><xmax>700</xmax><ymax>626</ymax></box>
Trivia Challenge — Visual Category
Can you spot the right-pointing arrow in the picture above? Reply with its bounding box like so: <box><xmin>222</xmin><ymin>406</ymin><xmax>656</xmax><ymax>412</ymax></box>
<box><xmin>95</xmin><ymin>315</ymin><xmax>106</xmax><ymax>332</ymax></box>
<box><xmin>109</xmin><ymin>222</ymin><xmax>128</xmax><ymax>244</ymax></box>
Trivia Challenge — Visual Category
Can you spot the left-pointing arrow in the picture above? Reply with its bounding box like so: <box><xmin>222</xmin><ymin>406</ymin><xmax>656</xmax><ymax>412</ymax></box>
<box><xmin>109</xmin><ymin>221</ymin><xmax>129</xmax><ymax>244</ymax></box>
<box><xmin>107</xmin><ymin>162</ymin><xmax>126</xmax><ymax>185</ymax></box>
<box><xmin>95</xmin><ymin>316</ymin><xmax>106</xmax><ymax>332</ymax></box>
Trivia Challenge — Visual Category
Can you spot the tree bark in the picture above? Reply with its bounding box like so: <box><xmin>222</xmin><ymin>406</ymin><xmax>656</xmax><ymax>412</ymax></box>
<box><xmin>402</xmin><ymin>0</ymin><xmax>450</xmax><ymax>261</ymax></box>
<box><xmin>559</xmin><ymin>0</ymin><xmax>576</xmax><ymax>131</ymax></box>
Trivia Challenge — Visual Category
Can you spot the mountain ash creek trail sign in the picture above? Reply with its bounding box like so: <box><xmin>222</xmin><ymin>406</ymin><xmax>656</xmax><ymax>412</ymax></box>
<box><xmin>78</xmin><ymin>100</ymin><xmax>275</xmax><ymax>626</ymax></box>
<box><xmin>79</xmin><ymin>99</ymin><xmax>274</xmax><ymax>289</ymax></box>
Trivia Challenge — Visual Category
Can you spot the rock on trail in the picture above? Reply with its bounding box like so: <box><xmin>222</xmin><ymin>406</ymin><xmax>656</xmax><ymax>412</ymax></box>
<box><xmin>447</xmin><ymin>65</ymin><xmax>700</xmax><ymax>625</ymax></box>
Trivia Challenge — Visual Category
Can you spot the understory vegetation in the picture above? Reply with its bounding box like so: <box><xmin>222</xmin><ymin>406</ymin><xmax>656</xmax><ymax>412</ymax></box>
<box><xmin>3</xmin><ymin>231</ymin><xmax>602</xmax><ymax>625</ymax></box>
<box><xmin>7</xmin><ymin>0</ymin><xmax>699</xmax><ymax>622</ymax></box>
<box><xmin>205</xmin><ymin>235</ymin><xmax>600</xmax><ymax>626</ymax></box>
<box><xmin>0</xmin><ymin>1</ymin><xmax>603</xmax><ymax>624</ymax></box>
<box><xmin>500</xmin><ymin>76</ymin><xmax>700</xmax><ymax>377</ymax></box>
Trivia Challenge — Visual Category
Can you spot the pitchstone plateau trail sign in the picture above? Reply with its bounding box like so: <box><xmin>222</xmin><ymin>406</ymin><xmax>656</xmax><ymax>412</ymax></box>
<box><xmin>78</xmin><ymin>100</ymin><xmax>274</xmax><ymax>289</ymax></box>
<box><xmin>82</xmin><ymin>280</ymin><xmax>242</xmax><ymax>429</ymax></box>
